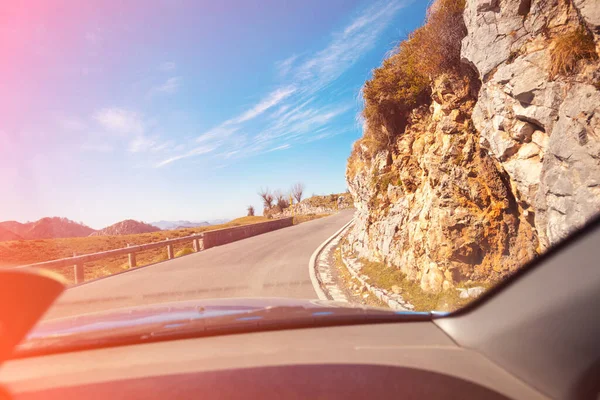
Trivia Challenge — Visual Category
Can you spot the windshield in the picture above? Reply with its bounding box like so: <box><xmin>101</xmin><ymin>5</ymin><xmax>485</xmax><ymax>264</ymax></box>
<box><xmin>1</xmin><ymin>0</ymin><xmax>599</xmax><ymax>342</ymax></box>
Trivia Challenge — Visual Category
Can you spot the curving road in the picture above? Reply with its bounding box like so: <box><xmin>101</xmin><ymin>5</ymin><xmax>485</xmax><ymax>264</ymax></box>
<box><xmin>44</xmin><ymin>210</ymin><xmax>354</xmax><ymax>320</ymax></box>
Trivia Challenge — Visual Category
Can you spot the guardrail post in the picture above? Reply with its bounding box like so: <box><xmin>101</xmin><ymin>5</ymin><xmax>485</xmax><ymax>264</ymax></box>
<box><xmin>73</xmin><ymin>252</ymin><xmax>84</xmax><ymax>284</ymax></box>
<box><xmin>166</xmin><ymin>239</ymin><xmax>174</xmax><ymax>260</ymax></box>
<box><xmin>193</xmin><ymin>238</ymin><xmax>199</xmax><ymax>252</ymax></box>
<box><xmin>127</xmin><ymin>244</ymin><xmax>136</xmax><ymax>268</ymax></box>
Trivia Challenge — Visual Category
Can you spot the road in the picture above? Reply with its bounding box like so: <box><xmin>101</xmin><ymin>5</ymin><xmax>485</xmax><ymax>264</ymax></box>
<box><xmin>44</xmin><ymin>210</ymin><xmax>354</xmax><ymax>320</ymax></box>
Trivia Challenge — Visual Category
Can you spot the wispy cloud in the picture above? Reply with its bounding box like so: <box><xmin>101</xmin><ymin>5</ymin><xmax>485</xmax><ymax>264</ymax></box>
<box><xmin>252</xmin><ymin>0</ymin><xmax>406</xmax><ymax>146</ymax></box>
<box><xmin>232</xmin><ymin>86</ymin><xmax>296</xmax><ymax>124</ymax></box>
<box><xmin>151</xmin><ymin>76</ymin><xmax>182</xmax><ymax>95</ymax></box>
<box><xmin>156</xmin><ymin>86</ymin><xmax>294</xmax><ymax>165</ymax></box>
<box><xmin>256</xmin><ymin>104</ymin><xmax>352</xmax><ymax>143</ymax></box>
<box><xmin>291</xmin><ymin>0</ymin><xmax>408</xmax><ymax>95</ymax></box>
<box><xmin>155</xmin><ymin>0</ymin><xmax>406</xmax><ymax>167</ymax></box>
<box><xmin>155</xmin><ymin>144</ymin><xmax>218</xmax><ymax>167</ymax></box>
<box><xmin>270</xmin><ymin>104</ymin><xmax>291</xmax><ymax>118</ymax></box>
<box><xmin>158</xmin><ymin>61</ymin><xmax>176</xmax><ymax>71</ymax></box>
<box><xmin>275</xmin><ymin>54</ymin><xmax>298</xmax><ymax>77</ymax></box>
<box><xmin>81</xmin><ymin>143</ymin><xmax>113</xmax><ymax>152</ymax></box>
<box><xmin>210</xmin><ymin>164</ymin><xmax>230</xmax><ymax>170</ymax></box>
<box><xmin>94</xmin><ymin>108</ymin><xmax>144</xmax><ymax>136</ymax></box>
<box><xmin>149</xmin><ymin>140</ymin><xmax>174</xmax><ymax>153</ymax></box>
<box><xmin>304</xmin><ymin>127</ymin><xmax>352</xmax><ymax>143</ymax></box>
<box><xmin>196</xmin><ymin>126</ymin><xmax>239</xmax><ymax>144</ymax></box>
<box><xmin>128</xmin><ymin>135</ymin><xmax>156</xmax><ymax>153</ymax></box>
<box><xmin>93</xmin><ymin>107</ymin><xmax>172</xmax><ymax>154</ymax></box>
<box><xmin>58</xmin><ymin>116</ymin><xmax>87</xmax><ymax>131</ymax></box>
<box><xmin>266</xmin><ymin>144</ymin><xmax>291</xmax><ymax>152</ymax></box>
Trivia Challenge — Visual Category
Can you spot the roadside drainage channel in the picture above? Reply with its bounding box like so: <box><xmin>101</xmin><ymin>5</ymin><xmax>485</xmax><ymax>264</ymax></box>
<box><xmin>314</xmin><ymin>222</ymin><xmax>354</xmax><ymax>302</ymax></box>
<box><xmin>310</xmin><ymin>220</ymin><xmax>413</xmax><ymax>311</ymax></box>
<box><xmin>340</xmin><ymin>248</ymin><xmax>413</xmax><ymax>311</ymax></box>
<box><xmin>309</xmin><ymin>219</ymin><xmax>354</xmax><ymax>301</ymax></box>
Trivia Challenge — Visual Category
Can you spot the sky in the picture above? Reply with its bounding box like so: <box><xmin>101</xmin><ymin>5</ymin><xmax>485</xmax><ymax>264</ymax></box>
<box><xmin>0</xmin><ymin>0</ymin><xmax>428</xmax><ymax>229</ymax></box>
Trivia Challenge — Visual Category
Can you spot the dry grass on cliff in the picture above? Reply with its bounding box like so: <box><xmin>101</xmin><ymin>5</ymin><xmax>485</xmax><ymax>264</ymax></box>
<box><xmin>549</xmin><ymin>27</ymin><xmax>597</xmax><ymax>79</ymax></box>
<box><xmin>303</xmin><ymin>192</ymin><xmax>352</xmax><ymax>209</ymax></box>
<box><xmin>334</xmin><ymin>248</ymin><xmax>389</xmax><ymax>309</ymax></box>
<box><xmin>174</xmin><ymin>247</ymin><xmax>195</xmax><ymax>257</ymax></box>
<box><xmin>361</xmin><ymin>0</ymin><xmax>465</xmax><ymax>142</ymax></box>
<box><xmin>292</xmin><ymin>214</ymin><xmax>328</xmax><ymax>225</ymax></box>
<box><xmin>360</xmin><ymin>260</ymin><xmax>474</xmax><ymax>312</ymax></box>
<box><xmin>348</xmin><ymin>0</ymin><xmax>467</xmax><ymax>178</ymax></box>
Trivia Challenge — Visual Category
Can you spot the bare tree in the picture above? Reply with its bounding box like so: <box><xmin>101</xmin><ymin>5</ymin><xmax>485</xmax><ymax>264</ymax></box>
<box><xmin>291</xmin><ymin>182</ymin><xmax>305</xmax><ymax>203</ymax></box>
<box><xmin>247</xmin><ymin>205</ymin><xmax>255</xmax><ymax>216</ymax></box>
<box><xmin>258</xmin><ymin>187</ymin><xmax>274</xmax><ymax>209</ymax></box>
<box><xmin>273</xmin><ymin>190</ymin><xmax>289</xmax><ymax>210</ymax></box>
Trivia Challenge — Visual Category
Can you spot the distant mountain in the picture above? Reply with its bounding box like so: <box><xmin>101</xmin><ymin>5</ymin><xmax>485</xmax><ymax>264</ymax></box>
<box><xmin>0</xmin><ymin>216</ymin><xmax>231</xmax><ymax>242</ymax></box>
<box><xmin>27</xmin><ymin>217</ymin><xmax>96</xmax><ymax>239</ymax></box>
<box><xmin>0</xmin><ymin>217</ymin><xmax>95</xmax><ymax>240</ymax></box>
<box><xmin>207</xmin><ymin>219</ymin><xmax>230</xmax><ymax>225</ymax></box>
<box><xmin>151</xmin><ymin>220</ymin><xmax>211</xmax><ymax>230</ymax></box>
<box><xmin>0</xmin><ymin>221</ymin><xmax>27</xmax><ymax>237</ymax></box>
<box><xmin>90</xmin><ymin>220</ymin><xmax>161</xmax><ymax>236</ymax></box>
<box><xmin>151</xmin><ymin>219</ymin><xmax>230</xmax><ymax>230</ymax></box>
<box><xmin>0</xmin><ymin>226</ymin><xmax>23</xmax><ymax>241</ymax></box>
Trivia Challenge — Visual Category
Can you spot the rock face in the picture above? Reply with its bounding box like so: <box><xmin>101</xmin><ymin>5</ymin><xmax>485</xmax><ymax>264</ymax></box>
<box><xmin>465</xmin><ymin>0</ymin><xmax>600</xmax><ymax>249</ymax></box>
<box><xmin>348</xmin><ymin>75</ymin><xmax>538</xmax><ymax>291</ymax></box>
<box><xmin>346</xmin><ymin>0</ymin><xmax>600</xmax><ymax>292</ymax></box>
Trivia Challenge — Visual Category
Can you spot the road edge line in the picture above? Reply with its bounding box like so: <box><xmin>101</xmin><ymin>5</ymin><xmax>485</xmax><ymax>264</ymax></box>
<box><xmin>308</xmin><ymin>219</ymin><xmax>354</xmax><ymax>300</ymax></box>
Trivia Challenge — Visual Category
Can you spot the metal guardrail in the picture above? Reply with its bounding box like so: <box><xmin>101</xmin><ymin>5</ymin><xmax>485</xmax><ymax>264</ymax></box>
<box><xmin>15</xmin><ymin>233</ymin><xmax>205</xmax><ymax>284</ymax></box>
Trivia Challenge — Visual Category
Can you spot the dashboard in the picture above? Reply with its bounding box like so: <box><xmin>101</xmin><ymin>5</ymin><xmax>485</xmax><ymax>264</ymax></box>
<box><xmin>0</xmin><ymin>321</ymin><xmax>545</xmax><ymax>399</ymax></box>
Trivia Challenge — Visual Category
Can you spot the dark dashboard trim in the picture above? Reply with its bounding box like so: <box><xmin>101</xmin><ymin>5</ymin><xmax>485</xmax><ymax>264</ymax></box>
<box><xmin>10</xmin><ymin>312</ymin><xmax>431</xmax><ymax>361</ymax></box>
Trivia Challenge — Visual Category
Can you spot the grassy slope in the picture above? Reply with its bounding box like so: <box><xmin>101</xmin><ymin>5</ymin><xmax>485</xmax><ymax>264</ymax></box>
<box><xmin>292</xmin><ymin>214</ymin><xmax>328</xmax><ymax>224</ymax></box>
<box><xmin>358</xmin><ymin>259</ymin><xmax>472</xmax><ymax>312</ymax></box>
<box><xmin>337</xmin><ymin>235</ymin><xmax>493</xmax><ymax>312</ymax></box>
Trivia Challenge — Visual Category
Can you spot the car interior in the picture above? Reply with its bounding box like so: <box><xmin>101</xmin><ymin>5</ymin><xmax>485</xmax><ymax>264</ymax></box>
<box><xmin>0</xmin><ymin>216</ymin><xmax>598</xmax><ymax>400</ymax></box>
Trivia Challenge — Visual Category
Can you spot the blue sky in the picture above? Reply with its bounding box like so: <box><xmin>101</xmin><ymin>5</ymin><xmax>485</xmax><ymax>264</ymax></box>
<box><xmin>0</xmin><ymin>0</ymin><xmax>428</xmax><ymax>229</ymax></box>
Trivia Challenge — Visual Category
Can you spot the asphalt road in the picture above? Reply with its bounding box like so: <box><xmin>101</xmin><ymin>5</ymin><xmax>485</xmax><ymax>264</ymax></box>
<box><xmin>44</xmin><ymin>210</ymin><xmax>354</xmax><ymax>320</ymax></box>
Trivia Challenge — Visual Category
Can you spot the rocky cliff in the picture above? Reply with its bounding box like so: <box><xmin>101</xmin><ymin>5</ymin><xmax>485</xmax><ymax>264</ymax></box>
<box><xmin>346</xmin><ymin>0</ymin><xmax>600</xmax><ymax>292</ymax></box>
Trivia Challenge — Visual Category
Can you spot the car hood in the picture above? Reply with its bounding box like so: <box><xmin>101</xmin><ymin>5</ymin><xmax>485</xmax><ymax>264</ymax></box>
<box><xmin>15</xmin><ymin>297</ymin><xmax>430</xmax><ymax>358</ymax></box>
